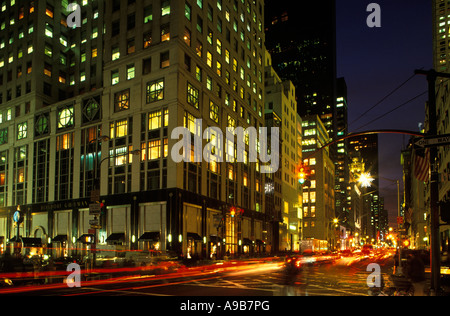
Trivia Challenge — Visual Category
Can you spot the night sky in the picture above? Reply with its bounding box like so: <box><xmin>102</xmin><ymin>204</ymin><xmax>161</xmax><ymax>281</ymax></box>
<box><xmin>335</xmin><ymin>0</ymin><xmax>433</xmax><ymax>225</ymax></box>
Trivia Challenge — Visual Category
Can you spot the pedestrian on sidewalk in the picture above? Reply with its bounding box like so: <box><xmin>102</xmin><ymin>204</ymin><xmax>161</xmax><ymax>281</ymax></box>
<box><xmin>406</xmin><ymin>252</ymin><xmax>427</xmax><ymax>296</ymax></box>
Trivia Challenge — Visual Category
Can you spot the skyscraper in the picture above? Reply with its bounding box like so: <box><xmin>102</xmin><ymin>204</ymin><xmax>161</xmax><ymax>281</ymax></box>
<box><xmin>0</xmin><ymin>0</ymin><xmax>271</xmax><ymax>260</ymax></box>
<box><xmin>265</xmin><ymin>50</ymin><xmax>300</xmax><ymax>251</ymax></box>
<box><xmin>348</xmin><ymin>134</ymin><xmax>380</xmax><ymax>239</ymax></box>
<box><xmin>429</xmin><ymin>0</ymin><xmax>450</xmax><ymax>260</ymax></box>
<box><xmin>301</xmin><ymin>115</ymin><xmax>335</xmax><ymax>248</ymax></box>
<box><xmin>264</xmin><ymin>0</ymin><xmax>337</xmax><ymax>139</ymax></box>
<box><xmin>335</xmin><ymin>77</ymin><xmax>351</xmax><ymax>230</ymax></box>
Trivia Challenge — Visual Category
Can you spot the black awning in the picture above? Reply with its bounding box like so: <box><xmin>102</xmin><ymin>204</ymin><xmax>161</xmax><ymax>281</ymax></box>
<box><xmin>106</xmin><ymin>233</ymin><xmax>125</xmax><ymax>244</ymax></box>
<box><xmin>139</xmin><ymin>232</ymin><xmax>160</xmax><ymax>242</ymax></box>
<box><xmin>187</xmin><ymin>232</ymin><xmax>202</xmax><ymax>241</ymax></box>
<box><xmin>209</xmin><ymin>235</ymin><xmax>221</xmax><ymax>243</ymax></box>
<box><xmin>52</xmin><ymin>235</ymin><xmax>68</xmax><ymax>243</ymax></box>
<box><xmin>242</xmin><ymin>238</ymin><xmax>253</xmax><ymax>245</ymax></box>
<box><xmin>9</xmin><ymin>237</ymin><xmax>43</xmax><ymax>246</ymax></box>
<box><xmin>255</xmin><ymin>239</ymin><xmax>265</xmax><ymax>245</ymax></box>
<box><xmin>77</xmin><ymin>234</ymin><xmax>95</xmax><ymax>244</ymax></box>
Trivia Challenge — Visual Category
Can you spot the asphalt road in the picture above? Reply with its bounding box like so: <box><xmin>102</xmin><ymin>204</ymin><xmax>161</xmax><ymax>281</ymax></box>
<box><xmin>0</xmin><ymin>253</ymin><xmax>395</xmax><ymax>297</ymax></box>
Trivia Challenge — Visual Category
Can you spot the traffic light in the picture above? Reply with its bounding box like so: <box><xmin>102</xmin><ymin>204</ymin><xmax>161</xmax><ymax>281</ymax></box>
<box><xmin>229</xmin><ymin>206</ymin><xmax>244</xmax><ymax>218</ymax></box>
<box><xmin>298</xmin><ymin>166</ymin><xmax>311</xmax><ymax>187</ymax></box>
<box><xmin>298</xmin><ymin>168</ymin><xmax>307</xmax><ymax>185</ymax></box>
<box><xmin>100</xmin><ymin>202</ymin><xmax>106</xmax><ymax>215</ymax></box>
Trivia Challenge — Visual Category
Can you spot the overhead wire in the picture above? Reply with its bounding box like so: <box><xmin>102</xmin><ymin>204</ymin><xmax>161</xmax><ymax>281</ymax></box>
<box><xmin>348</xmin><ymin>73</ymin><xmax>418</xmax><ymax>129</ymax></box>
<box><xmin>352</xmin><ymin>90</ymin><xmax>428</xmax><ymax>132</ymax></box>
<box><xmin>352</xmin><ymin>76</ymin><xmax>450</xmax><ymax>132</ymax></box>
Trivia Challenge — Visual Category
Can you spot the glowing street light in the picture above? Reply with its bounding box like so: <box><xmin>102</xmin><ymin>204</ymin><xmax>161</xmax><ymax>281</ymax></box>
<box><xmin>358</xmin><ymin>172</ymin><xmax>375</xmax><ymax>188</ymax></box>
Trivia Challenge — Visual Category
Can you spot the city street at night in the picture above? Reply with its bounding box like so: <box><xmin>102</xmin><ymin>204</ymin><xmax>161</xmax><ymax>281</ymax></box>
<box><xmin>0</xmin><ymin>251</ymin><xmax>398</xmax><ymax>297</ymax></box>
<box><xmin>1</xmin><ymin>0</ymin><xmax>450</xmax><ymax>300</ymax></box>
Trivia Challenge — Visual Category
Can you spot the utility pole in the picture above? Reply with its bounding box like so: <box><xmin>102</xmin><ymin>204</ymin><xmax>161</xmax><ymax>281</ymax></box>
<box><xmin>415</xmin><ymin>69</ymin><xmax>450</xmax><ymax>294</ymax></box>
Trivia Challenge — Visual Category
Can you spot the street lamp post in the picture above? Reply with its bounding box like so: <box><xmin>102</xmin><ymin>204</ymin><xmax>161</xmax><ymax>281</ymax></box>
<box><xmin>88</xmin><ymin>136</ymin><xmax>140</xmax><ymax>268</ymax></box>
<box><xmin>87</xmin><ymin>136</ymin><xmax>110</xmax><ymax>270</ymax></box>
<box><xmin>381</xmin><ymin>177</ymin><xmax>402</xmax><ymax>274</ymax></box>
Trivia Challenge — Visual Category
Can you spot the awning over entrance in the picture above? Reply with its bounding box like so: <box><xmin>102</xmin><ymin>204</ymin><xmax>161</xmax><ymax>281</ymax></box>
<box><xmin>9</xmin><ymin>237</ymin><xmax>43</xmax><ymax>247</ymax></box>
<box><xmin>139</xmin><ymin>232</ymin><xmax>160</xmax><ymax>242</ymax></box>
<box><xmin>52</xmin><ymin>235</ymin><xmax>68</xmax><ymax>243</ymax></box>
<box><xmin>209</xmin><ymin>235</ymin><xmax>221</xmax><ymax>244</ymax></box>
<box><xmin>187</xmin><ymin>232</ymin><xmax>202</xmax><ymax>241</ymax></box>
<box><xmin>77</xmin><ymin>234</ymin><xmax>95</xmax><ymax>244</ymax></box>
<box><xmin>242</xmin><ymin>238</ymin><xmax>253</xmax><ymax>245</ymax></box>
<box><xmin>106</xmin><ymin>233</ymin><xmax>125</xmax><ymax>245</ymax></box>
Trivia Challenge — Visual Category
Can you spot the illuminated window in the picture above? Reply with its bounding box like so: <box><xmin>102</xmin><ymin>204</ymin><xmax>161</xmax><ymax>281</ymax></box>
<box><xmin>310</xmin><ymin>192</ymin><xmax>316</xmax><ymax>203</ymax></box>
<box><xmin>184</xmin><ymin>28</ymin><xmax>191</xmax><ymax>46</ymax></box>
<box><xmin>187</xmin><ymin>83</ymin><xmax>199</xmax><ymax>109</ymax></box>
<box><xmin>45</xmin><ymin>23</ymin><xmax>53</xmax><ymax>38</ymax></box>
<box><xmin>45</xmin><ymin>5</ymin><xmax>54</xmax><ymax>18</ymax></box>
<box><xmin>111</xmin><ymin>147</ymin><xmax>128</xmax><ymax>166</ymax></box>
<box><xmin>56</xmin><ymin>133</ymin><xmax>74</xmax><ymax>151</ymax></box>
<box><xmin>149</xmin><ymin>110</ymin><xmax>162</xmax><ymax>130</ymax></box>
<box><xmin>161</xmin><ymin>0</ymin><xmax>170</xmax><ymax>16</ymax></box>
<box><xmin>210</xmin><ymin>160</ymin><xmax>218</xmax><ymax>173</ymax></box>
<box><xmin>144</xmin><ymin>5</ymin><xmax>153</xmax><ymax>23</ymax></box>
<box><xmin>164</xmin><ymin>109</ymin><xmax>169</xmax><ymax>127</ymax></box>
<box><xmin>228</xmin><ymin>165</ymin><xmax>234</xmax><ymax>180</ymax></box>
<box><xmin>149</xmin><ymin>140</ymin><xmax>161</xmax><ymax>160</ymax></box>
<box><xmin>44</xmin><ymin>63</ymin><xmax>52</xmax><ymax>77</ymax></box>
<box><xmin>184</xmin><ymin>112</ymin><xmax>199</xmax><ymax>135</ymax></box>
<box><xmin>163</xmin><ymin>138</ymin><xmax>168</xmax><ymax>157</ymax></box>
<box><xmin>144</xmin><ymin>33</ymin><xmax>152</xmax><ymax>48</ymax></box>
<box><xmin>57</xmin><ymin>107</ymin><xmax>74</xmax><ymax>129</ymax></box>
<box><xmin>112</xmin><ymin>46</ymin><xmax>120</xmax><ymax>61</ymax></box>
<box><xmin>207</xmin><ymin>51</ymin><xmax>212</xmax><ymax>67</ymax></box>
<box><xmin>110</xmin><ymin>119</ymin><xmax>128</xmax><ymax>139</ymax></box>
<box><xmin>111</xmin><ymin>70</ymin><xmax>119</xmax><ymax>85</ymax></box>
<box><xmin>17</xmin><ymin>122</ymin><xmax>27</xmax><ymax>139</ymax></box>
<box><xmin>114</xmin><ymin>89</ymin><xmax>130</xmax><ymax>112</ymax></box>
<box><xmin>161</xmin><ymin>24</ymin><xmax>170</xmax><ymax>42</ymax></box>
<box><xmin>146</xmin><ymin>79</ymin><xmax>164</xmax><ymax>103</ymax></box>
<box><xmin>127</xmin><ymin>64</ymin><xmax>135</xmax><ymax>80</ymax></box>
<box><xmin>209</xmin><ymin>101</ymin><xmax>219</xmax><ymax>123</ymax></box>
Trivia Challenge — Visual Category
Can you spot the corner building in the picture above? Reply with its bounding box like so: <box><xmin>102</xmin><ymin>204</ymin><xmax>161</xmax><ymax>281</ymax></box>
<box><xmin>0</xmin><ymin>0</ymin><xmax>269</xmax><ymax>260</ymax></box>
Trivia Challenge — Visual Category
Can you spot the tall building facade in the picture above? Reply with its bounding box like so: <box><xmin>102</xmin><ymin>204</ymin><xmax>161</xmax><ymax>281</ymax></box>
<box><xmin>264</xmin><ymin>50</ymin><xmax>301</xmax><ymax>251</ymax></box>
<box><xmin>335</xmin><ymin>77</ymin><xmax>351</xmax><ymax>231</ymax></box>
<box><xmin>301</xmin><ymin>115</ymin><xmax>335</xmax><ymax>249</ymax></box>
<box><xmin>264</xmin><ymin>0</ymin><xmax>337</xmax><ymax>139</ymax></box>
<box><xmin>348</xmin><ymin>134</ymin><xmax>380</xmax><ymax>239</ymax></box>
<box><xmin>0</xmin><ymin>0</ymin><xmax>272</xmax><ymax>260</ymax></box>
<box><xmin>429</xmin><ymin>0</ymin><xmax>450</xmax><ymax>255</ymax></box>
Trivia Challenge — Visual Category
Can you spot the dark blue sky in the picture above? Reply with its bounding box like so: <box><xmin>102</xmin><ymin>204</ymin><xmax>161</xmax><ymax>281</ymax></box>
<box><xmin>336</xmin><ymin>0</ymin><xmax>432</xmax><ymax>224</ymax></box>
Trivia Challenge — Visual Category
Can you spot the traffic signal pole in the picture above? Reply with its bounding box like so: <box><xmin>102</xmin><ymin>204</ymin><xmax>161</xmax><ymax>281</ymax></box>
<box><xmin>415</xmin><ymin>69</ymin><xmax>450</xmax><ymax>295</ymax></box>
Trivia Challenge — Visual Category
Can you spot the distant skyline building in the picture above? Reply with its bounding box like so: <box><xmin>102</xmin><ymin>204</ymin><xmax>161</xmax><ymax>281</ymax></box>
<box><xmin>348</xmin><ymin>134</ymin><xmax>380</xmax><ymax>239</ymax></box>
<box><xmin>335</xmin><ymin>77</ymin><xmax>351</xmax><ymax>231</ymax></box>
<box><xmin>301</xmin><ymin>115</ymin><xmax>335</xmax><ymax>248</ymax></box>
<box><xmin>264</xmin><ymin>0</ymin><xmax>341</xmax><ymax>245</ymax></box>
<box><xmin>264</xmin><ymin>0</ymin><xmax>337</xmax><ymax>139</ymax></box>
